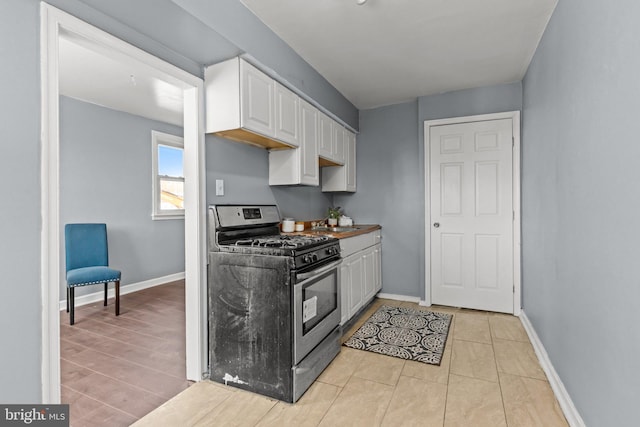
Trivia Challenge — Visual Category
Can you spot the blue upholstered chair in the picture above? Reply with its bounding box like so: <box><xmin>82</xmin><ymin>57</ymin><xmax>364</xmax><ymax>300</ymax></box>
<box><xmin>65</xmin><ymin>223</ymin><xmax>121</xmax><ymax>325</ymax></box>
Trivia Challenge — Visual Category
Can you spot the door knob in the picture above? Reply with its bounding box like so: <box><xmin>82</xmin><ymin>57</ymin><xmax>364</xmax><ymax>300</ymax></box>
<box><xmin>433</xmin><ymin>223</ymin><xmax>440</xmax><ymax>228</ymax></box>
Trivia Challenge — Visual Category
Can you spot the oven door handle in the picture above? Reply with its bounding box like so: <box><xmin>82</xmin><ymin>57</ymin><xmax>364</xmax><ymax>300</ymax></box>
<box><xmin>296</xmin><ymin>259</ymin><xmax>342</xmax><ymax>281</ymax></box>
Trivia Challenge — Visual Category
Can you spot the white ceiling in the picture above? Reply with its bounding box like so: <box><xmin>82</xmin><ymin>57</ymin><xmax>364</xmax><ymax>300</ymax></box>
<box><xmin>240</xmin><ymin>0</ymin><xmax>558</xmax><ymax>110</ymax></box>
<box><xmin>59</xmin><ymin>30</ymin><xmax>184</xmax><ymax>126</ymax></box>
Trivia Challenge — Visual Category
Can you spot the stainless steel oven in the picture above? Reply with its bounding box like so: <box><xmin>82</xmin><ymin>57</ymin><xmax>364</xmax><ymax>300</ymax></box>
<box><xmin>293</xmin><ymin>258</ymin><xmax>341</xmax><ymax>364</ymax></box>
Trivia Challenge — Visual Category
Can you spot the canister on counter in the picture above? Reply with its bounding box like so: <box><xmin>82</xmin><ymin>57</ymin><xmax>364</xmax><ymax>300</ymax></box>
<box><xmin>295</xmin><ymin>222</ymin><xmax>304</xmax><ymax>232</ymax></box>
<box><xmin>282</xmin><ymin>218</ymin><xmax>295</xmax><ymax>233</ymax></box>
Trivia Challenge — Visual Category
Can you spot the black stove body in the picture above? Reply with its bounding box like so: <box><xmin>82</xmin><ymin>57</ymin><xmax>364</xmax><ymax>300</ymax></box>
<box><xmin>207</xmin><ymin>205</ymin><xmax>341</xmax><ymax>402</ymax></box>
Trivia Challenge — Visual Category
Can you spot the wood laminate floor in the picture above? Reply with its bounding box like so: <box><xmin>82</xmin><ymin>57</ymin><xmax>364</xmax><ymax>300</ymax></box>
<box><xmin>60</xmin><ymin>280</ymin><xmax>189</xmax><ymax>426</ymax></box>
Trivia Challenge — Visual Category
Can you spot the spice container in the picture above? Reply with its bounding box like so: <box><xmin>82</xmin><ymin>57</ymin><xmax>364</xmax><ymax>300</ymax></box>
<box><xmin>295</xmin><ymin>222</ymin><xmax>304</xmax><ymax>232</ymax></box>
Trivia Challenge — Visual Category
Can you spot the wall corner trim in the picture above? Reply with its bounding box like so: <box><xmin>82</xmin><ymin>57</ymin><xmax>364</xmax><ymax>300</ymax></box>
<box><xmin>520</xmin><ymin>310</ymin><xmax>586</xmax><ymax>427</ymax></box>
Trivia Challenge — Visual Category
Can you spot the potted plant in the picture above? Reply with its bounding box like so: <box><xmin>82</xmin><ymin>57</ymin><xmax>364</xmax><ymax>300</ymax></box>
<box><xmin>327</xmin><ymin>206</ymin><xmax>342</xmax><ymax>226</ymax></box>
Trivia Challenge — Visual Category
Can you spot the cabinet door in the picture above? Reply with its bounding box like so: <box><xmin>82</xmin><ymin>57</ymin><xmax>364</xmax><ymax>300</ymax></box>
<box><xmin>340</xmin><ymin>260</ymin><xmax>350</xmax><ymax>326</ymax></box>
<box><xmin>299</xmin><ymin>99</ymin><xmax>319</xmax><ymax>185</ymax></box>
<box><xmin>333</xmin><ymin>123</ymin><xmax>346</xmax><ymax>165</ymax></box>
<box><xmin>363</xmin><ymin>247</ymin><xmax>376</xmax><ymax>302</ymax></box>
<box><xmin>346</xmin><ymin>131</ymin><xmax>357</xmax><ymax>192</ymax></box>
<box><xmin>240</xmin><ymin>60</ymin><xmax>275</xmax><ymax>137</ymax></box>
<box><xmin>318</xmin><ymin>111</ymin><xmax>333</xmax><ymax>159</ymax></box>
<box><xmin>348</xmin><ymin>255</ymin><xmax>364</xmax><ymax>318</ymax></box>
<box><xmin>274</xmin><ymin>82</ymin><xmax>300</xmax><ymax>147</ymax></box>
<box><xmin>374</xmin><ymin>244</ymin><xmax>382</xmax><ymax>293</ymax></box>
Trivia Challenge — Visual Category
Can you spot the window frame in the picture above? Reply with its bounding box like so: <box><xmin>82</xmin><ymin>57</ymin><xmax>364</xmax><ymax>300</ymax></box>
<box><xmin>151</xmin><ymin>130</ymin><xmax>185</xmax><ymax>220</ymax></box>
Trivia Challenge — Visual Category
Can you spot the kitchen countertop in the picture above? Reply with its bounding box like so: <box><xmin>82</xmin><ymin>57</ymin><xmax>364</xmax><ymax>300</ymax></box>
<box><xmin>284</xmin><ymin>224</ymin><xmax>381</xmax><ymax>239</ymax></box>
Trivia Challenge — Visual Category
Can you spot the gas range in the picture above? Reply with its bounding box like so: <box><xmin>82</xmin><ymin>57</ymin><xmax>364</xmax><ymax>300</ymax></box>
<box><xmin>207</xmin><ymin>204</ymin><xmax>342</xmax><ymax>403</ymax></box>
<box><xmin>211</xmin><ymin>205</ymin><xmax>340</xmax><ymax>269</ymax></box>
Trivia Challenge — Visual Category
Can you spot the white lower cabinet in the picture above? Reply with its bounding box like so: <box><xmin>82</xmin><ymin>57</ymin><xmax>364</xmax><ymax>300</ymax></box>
<box><xmin>339</xmin><ymin>230</ymin><xmax>382</xmax><ymax>325</ymax></box>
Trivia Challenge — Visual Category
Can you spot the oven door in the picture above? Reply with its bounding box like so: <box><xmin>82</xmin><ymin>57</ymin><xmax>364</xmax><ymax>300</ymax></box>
<box><xmin>293</xmin><ymin>258</ymin><xmax>341</xmax><ymax>365</ymax></box>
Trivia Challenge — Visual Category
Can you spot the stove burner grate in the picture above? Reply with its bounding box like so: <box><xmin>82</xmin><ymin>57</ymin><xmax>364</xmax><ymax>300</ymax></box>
<box><xmin>232</xmin><ymin>235</ymin><xmax>331</xmax><ymax>249</ymax></box>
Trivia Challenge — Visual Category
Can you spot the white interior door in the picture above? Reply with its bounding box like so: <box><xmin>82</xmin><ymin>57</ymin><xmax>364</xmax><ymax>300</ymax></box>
<box><xmin>430</xmin><ymin>118</ymin><xmax>514</xmax><ymax>313</ymax></box>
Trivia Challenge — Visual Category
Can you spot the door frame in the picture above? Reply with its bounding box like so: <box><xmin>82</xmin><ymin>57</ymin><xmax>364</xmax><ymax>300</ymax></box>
<box><xmin>422</xmin><ymin>111</ymin><xmax>521</xmax><ymax>315</ymax></box>
<box><xmin>40</xmin><ymin>3</ymin><xmax>207</xmax><ymax>402</ymax></box>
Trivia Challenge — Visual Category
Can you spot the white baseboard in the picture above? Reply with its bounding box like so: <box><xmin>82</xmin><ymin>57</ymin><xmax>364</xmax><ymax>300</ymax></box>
<box><xmin>376</xmin><ymin>292</ymin><xmax>421</xmax><ymax>303</ymax></box>
<box><xmin>520</xmin><ymin>310</ymin><xmax>586</xmax><ymax>427</ymax></box>
<box><xmin>59</xmin><ymin>271</ymin><xmax>185</xmax><ymax>311</ymax></box>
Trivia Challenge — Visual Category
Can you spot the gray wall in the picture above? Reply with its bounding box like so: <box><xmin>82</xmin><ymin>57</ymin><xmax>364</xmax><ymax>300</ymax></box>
<box><xmin>0</xmin><ymin>0</ymin><xmax>42</xmax><ymax>403</ymax></box>
<box><xmin>522</xmin><ymin>0</ymin><xmax>640</xmax><ymax>425</ymax></box>
<box><xmin>338</xmin><ymin>83</ymin><xmax>522</xmax><ymax>299</ymax></box>
<box><xmin>205</xmin><ymin>136</ymin><xmax>333</xmax><ymax>220</ymax></box>
<box><xmin>60</xmin><ymin>96</ymin><xmax>185</xmax><ymax>300</ymax></box>
<box><xmin>335</xmin><ymin>101</ymin><xmax>421</xmax><ymax>297</ymax></box>
<box><xmin>0</xmin><ymin>0</ymin><xmax>356</xmax><ymax>402</ymax></box>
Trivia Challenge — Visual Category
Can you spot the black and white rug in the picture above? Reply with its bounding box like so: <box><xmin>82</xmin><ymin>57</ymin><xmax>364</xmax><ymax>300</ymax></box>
<box><xmin>343</xmin><ymin>305</ymin><xmax>453</xmax><ymax>365</ymax></box>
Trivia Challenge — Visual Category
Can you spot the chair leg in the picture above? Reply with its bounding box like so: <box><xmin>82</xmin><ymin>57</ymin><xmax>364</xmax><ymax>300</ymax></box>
<box><xmin>69</xmin><ymin>287</ymin><xmax>75</xmax><ymax>325</ymax></box>
<box><xmin>115</xmin><ymin>280</ymin><xmax>120</xmax><ymax>316</ymax></box>
<box><xmin>104</xmin><ymin>283</ymin><xmax>108</xmax><ymax>306</ymax></box>
<box><xmin>66</xmin><ymin>287</ymin><xmax>69</xmax><ymax>313</ymax></box>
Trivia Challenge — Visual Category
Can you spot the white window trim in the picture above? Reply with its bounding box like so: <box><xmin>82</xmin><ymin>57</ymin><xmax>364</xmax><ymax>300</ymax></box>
<box><xmin>152</xmin><ymin>130</ymin><xmax>185</xmax><ymax>220</ymax></box>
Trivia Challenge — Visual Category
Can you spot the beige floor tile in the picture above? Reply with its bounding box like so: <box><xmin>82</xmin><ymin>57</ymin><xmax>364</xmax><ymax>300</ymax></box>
<box><xmin>352</xmin><ymin>350</ymin><xmax>405</xmax><ymax>386</ymax></box>
<box><xmin>450</xmin><ymin>339</ymin><xmax>498</xmax><ymax>382</ymax></box>
<box><xmin>499</xmin><ymin>373</ymin><xmax>568</xmax><ymax>427</ymax></box>
<box><xmin>493</xmin><ymin>339</ymin><xmax>546</xmax><ymax>380</ymax></box>
<box><xmin>444</xmin><ymin>374</ymin><xmax>507</xmax><ymax>427</ymax></box>
<box><xmin>402</xmin><ymin>346</ymin><xmax>451</xmax><ymax>385</ymax></box>
<box><xmin>382</xmin><ymin>375</ymin><xmax>447</xmax><ymax>426</ymax></box>
<box><xmin>319</xmin><ymin>376</ymin><xmax>394</xmax><ymax>427</ymax></box>
<box><xmin>453</xmin><ymin>313</ymin><xmax>492</xmax><ymax>344</ymax></box>
<box><xmin>193</xmin><ymin>387</ymin><xmax>277</xmax><ymax>427</ymax></box>
<box><xmin>255</xmin><ymin>382</ymin><xmax>340</xmax><ymax>427</ymax></box>
<box><xmin>489</xmin><ymin>316</ymin><xmax>529</xmax><ymax>342</ymax></box>
<box><xmin>132</xmin><ymin>381</ymin><xmax>234</xmax><ymax>427</ymax></box>
<box><xmin>317</xmin><ymin>347</ymin><xmax>364</xmax><ymax>387</ymax></box>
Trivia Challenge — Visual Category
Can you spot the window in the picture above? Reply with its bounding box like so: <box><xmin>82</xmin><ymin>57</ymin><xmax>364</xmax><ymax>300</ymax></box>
<box><xmin>152</xmin><ymin>131</ymin><xmax>184</xmax><ymax>220</ymax></box>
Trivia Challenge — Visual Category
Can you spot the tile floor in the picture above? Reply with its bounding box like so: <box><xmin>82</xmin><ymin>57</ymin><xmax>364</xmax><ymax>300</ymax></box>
<box><xmin>134</xmin><ymin>299</ymin><xmax>569</xmax><ymax>427</ymax></box>
<box><xmin>60</xmin><ymin>280</ymin><xmax>190</xmax><ymax>426</ymax></box>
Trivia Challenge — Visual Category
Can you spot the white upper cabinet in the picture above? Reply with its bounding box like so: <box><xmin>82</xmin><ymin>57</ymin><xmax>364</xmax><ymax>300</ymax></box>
<box><xmin>269</xmin><ymin>99</ymin><xmax>319</xmax><ymax>186</ymax></box>
<box><xmin>274</xmin><ymin>82</ymin><xmax>300</xmax><ymax>147</ymax></box>
<box><xmin>345</xmin><ymin>130</ymin><xmax>356</xmax><ymax>192</ymax></box>
<box><xmin>205</xmin><ymin>57</ymin><xmax>294</xmax><ymax>149</ymax></box>
<box><xmin>318</xmin><ymin>111</ymin><xmax>333</xmax><ymax>160</ymax></box>
<box><xmin>321</xmin><ymin>129</ymin><xmax>356</xmax><ymax>192</ymax></box>
<box><xmin>206</xmin><ymin>56</ymin><xmax>358</xmax><ymax>190</ymax></box>
<box><xmin>300</xmin><ymin>100</ymin><xmax>319</xmax><ymax>184</ymax></box>
<box><xmin>241</xmin><ymin>59</ymin><xmax>276</xmax><ymax>138</ymax></box>
<box><xmin>332</xmin><ymin>123</ymin><xmax>346</xmax><ymax>165</ymax></box>
<box><xmin>318</xmin><ymin>112</ymin><xmax>347</xmax><ymax>167</ymax></box>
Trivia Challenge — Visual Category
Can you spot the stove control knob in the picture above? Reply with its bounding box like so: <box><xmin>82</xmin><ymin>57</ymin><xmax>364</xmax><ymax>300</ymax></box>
<box><xmin>302</xmin><ymin>255</ymin><xmax>312</xmax><ymax>264</ymax></box>
<box><xmin>311</xmin><ymin>254</ymin><xmax>319</xmax><ymax>262</ymax></box>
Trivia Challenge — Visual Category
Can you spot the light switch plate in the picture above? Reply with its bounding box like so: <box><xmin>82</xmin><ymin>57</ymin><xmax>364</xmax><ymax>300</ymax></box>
<box><xmin>215</xmin><ymin>179</ymin><xmax>224</xmax><ymax>196</ymax></box>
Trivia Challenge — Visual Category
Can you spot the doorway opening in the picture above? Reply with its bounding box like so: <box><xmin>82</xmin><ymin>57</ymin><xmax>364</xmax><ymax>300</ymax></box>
<box><xmin>40</xmin><ymin>4</ymin><xmax>207</xmax><ymax>404</ymax></box>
